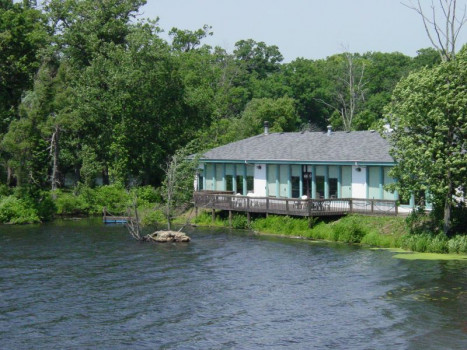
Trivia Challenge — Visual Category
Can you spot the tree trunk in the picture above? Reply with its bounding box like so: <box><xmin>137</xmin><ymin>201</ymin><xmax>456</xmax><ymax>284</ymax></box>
<box><xmin>7</xmin><ymin>166</ymin><xmax>13</xmax><ymax>187</ymax></box>
<box><xmin>443</xmin><ymin>173</ymin><xmax>453</xmax><ymax>235</ymax></box>
<box><xmin>50</xmin><ymin>125</ymin><xmax>60</xmax><ymax>196</ymax></box>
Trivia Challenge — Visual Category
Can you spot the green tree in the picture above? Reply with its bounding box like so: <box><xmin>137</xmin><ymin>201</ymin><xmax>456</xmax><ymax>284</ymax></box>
<box><xmin>161</xmin><ymin>145</ymin><xmax>199</xmax><ymax>230</ymax></box>
<box><xmin>169</xmin><ymin>24</ymin><xmax>212</xmax><ymax>52</ymax></box>
<box><xmin>0</xmin><ymin>0</ymin><xmax>48</xmax><ymax>134</ymax></box>
<box><xmin>385</xmin><ymin>46</ymin><xmax>467</xmax><ymax>234</ymax></box>
<box><xmin>44</xmin><ymin>0</ymin><xmax>146</xmax><ymax>67</ymax></box>
<box><xmin>234</xmin><ymin>39</ymin><xmax>283</xmax><ymax>79</ymax></box>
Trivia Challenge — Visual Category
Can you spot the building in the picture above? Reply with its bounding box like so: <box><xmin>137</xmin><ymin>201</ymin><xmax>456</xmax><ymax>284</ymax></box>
<box><xmin>194</xmin><ymin>124</ymin><xmax>414</xmax><ymax>217</ymax></box>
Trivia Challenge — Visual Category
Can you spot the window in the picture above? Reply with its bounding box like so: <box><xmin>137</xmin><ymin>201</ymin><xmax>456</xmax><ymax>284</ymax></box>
<box><xmin>226</xmin><ymin>175</ymin><xmax>233</xmax><ymax>191</ymax></box>
<box><xmin>291</xmin><ymin>176</ymin><xmax>300</xmax><ymax>198</ymax></box>
<box><xmin>316</xmin><ymin>176</ymin><xmax>325</xmax><ymax>199</ymax></box>
<box><xmin>198</xmin><ymin>173</ymin><xmax>204</xmax><ymax>191</ymax></box>
<box><xmin>329</xmin><ymin>178</ymin><xmax>338</xmax><ymax>198</ymax></box>
<box><xmin>302</xmin><ymin>165</ymin><xmax>312</xmax><ymax>198</ymax></box>
<box><xmin>236</xmin><ymin>175</ymin><xmax>244</xmax><ymax>194</ymax></box>
<box><xmin>247</xmin><ymin>176</ymin><xmax>254</xmax><ymax>192</ymax></box>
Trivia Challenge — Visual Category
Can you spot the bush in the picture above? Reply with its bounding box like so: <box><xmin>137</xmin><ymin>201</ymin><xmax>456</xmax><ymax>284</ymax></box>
<box><xmin>426</xmin><ymin>234</ymin><xmax>448</xmax><ymax>253</ymax></box>
<box><xmin>360</xmin><ymin>231</ymin><xmax>398</xmax><ymax>248</ymax></box>
<box><xmin>192</xmin><ymin>211</ymin><xmax>226</xmax><ymax>226</ymax></box>
<box><xmin>231</xmin><ymin>213</ymin><xmax>248</xmax><ymax>229</ymax></box>
<box><xmin>135</xmin><ymin>186</ymin><xmax>161</xmax><ymax>205</ymax></box>
<box><xmin>55</xmin><ymin>191</ymin><xmax>87</xmax><ymax>215</ymax></box>
<box><xmin>0</xmin><ymin>196</ymin><xmax>40</xmax><ymax>224</ymax></box>
<box><xmin>73</xmin><ymin>184</ymin><xmax>130</xmax><ymax>215</ymax></box>
<box><xmin>447</xmin><ymin>235</ymin><xmax>467</xmax><ymax>254</ymax></box>
<box><xmin>34</xmin><ymin>191</ymin><xmax>56</xmax><ymax>221</ymax></box>
<box><xmin>331</xmin><ymin>216</ymin><xmax>367</xmax><ymax>243</ymax></box>
<box><xmin>0</xmin><ymin>184</ymin><xmax>11</xmax><ymax>197</ymax></box>
<box><xmin>94</xmin><ymin>185</ymin><xmax>130</xmax><ymax>214</ymax></box>
<box><xmin>309</xmin><ymin>222</ymin><xmax>334</xmax><ymax>240</ymax></box>
<box><xmin>140</xmin><ymin>208</ymin><xmax>166</xmax><ymax>227</ymax></box>
<box><xmin>251</xmin><ymin>215</ymin><xmax>310</xmax><ymax>236</ymax></box>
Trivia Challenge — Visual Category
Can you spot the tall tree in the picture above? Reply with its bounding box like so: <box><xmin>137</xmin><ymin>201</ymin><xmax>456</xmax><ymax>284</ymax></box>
<box><xmin>44</xmin><ymin>0</ymin><xmax>146</xmax><ymax>67</ymax></box>
<box><xmin>403</xmin><ymin>0</ymin><xmax>467</xmax><ymax>61</ymax></box>
<box><xmin>385</xmin><ymin>46</ymin><xmax>467</xmax><ymax>234</ymax></box>
<box><xmin>318</xmin><ymin>52</ymin><xmax>367</xmax><ymax>131</ymax></box>
<box><xmin>0</xmin><ymin>0</ymin><xmax>48</xmax><ymax>134</ymax></box>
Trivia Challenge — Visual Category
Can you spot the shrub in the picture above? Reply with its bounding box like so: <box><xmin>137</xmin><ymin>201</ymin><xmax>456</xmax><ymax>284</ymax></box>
<box><xmin>401</xmin><ymin>234</ymin><xmax>430</xmax><ymax>253</ymax></box>
<box><xmin>230</xmin><ymin>214</ymin><xmax>248</xmax><ymax>229</ymax></box>
<box><xmin>309</xmin><ymin>222</ymin><xmax>334</xmax><ymax>240</ymax></box>
<box><xmin>331</xmin><ymin>216</ymin><xmax>367</xmax><ymax>243</ymax></box>
<box><xmin>426</xmin><ymin>234</ymin><xmax>448</xmax><ymax>253</ymax></box>
<box><xmin>55</xmin><ymin>191</ymin><xmax>87</xmax><ymax>215</ymax></box>
<box><xmin>192</xmin><ymin>211</ymin><xmax>226</xmax><ymax>226</ymax></box>
<box><xmin>140</xmin><ymin>208</ymin><xmax>166</xmax><ymax>227</ymax></box>
<box><xmin>135</xmin><ymin>186</ymin><xmax>161</xmax><ymax>205</ymax></box>
<box><xmin>0</xmin><ymin>184</ymin><xmax>11</xmax><ymax>197</ymax></box>
<box><xmin>0</xmin><ymin>196</ymin><xmax>40</xmax><ymax>224</ymax></box>
<box><xmin>360</xmin><ymin>231</ymin><xmax>395</xmax><ymax>248</ymax></box>
<box><xmin>94</xmin><ymin>185</ymin><xmax>130</xmax><ymax>214</ymax></box>
<box><xmin>34</xmin><ymin>191</ymin><xmax>56</xmax><ymax>221</ymax></box>
<box><xmin>73</xmin><ymin>184</ymin><xmax>130</xmax><ymax>215</ymax></box>
<box><xmin>447</xmin><ymin>235</ymin><xmax>467</xmax><ymax>254</ymax></box>
<box><xmin>251</xmin><ymin>215</ymin><xmax>310</xmax><ymax>236</ymax></box>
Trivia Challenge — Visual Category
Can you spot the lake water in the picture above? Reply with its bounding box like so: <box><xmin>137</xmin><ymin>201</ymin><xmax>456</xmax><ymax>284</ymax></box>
<box><xmin>0</xmin><ymin>219</ymin><xmax>466</xmax><ymax>349</ymax></box>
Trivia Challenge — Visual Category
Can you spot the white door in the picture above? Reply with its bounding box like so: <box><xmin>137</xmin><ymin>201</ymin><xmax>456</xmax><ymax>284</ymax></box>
<box><xmin>351</xmin><ymin>166</ymin><xmax>367</xmax><ymax>198</ymax></box>
<box><xmin>254</xmin><ymin>164</ymin><xmax>267</xmax><ymax>196</ymax></box>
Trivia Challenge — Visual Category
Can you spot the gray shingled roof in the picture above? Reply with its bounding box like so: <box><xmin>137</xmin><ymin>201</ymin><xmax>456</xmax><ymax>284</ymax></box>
<box><xmin>201</xmin><ymin>130</ymin><xmax>394</xmax><ymax>163</ymax></box>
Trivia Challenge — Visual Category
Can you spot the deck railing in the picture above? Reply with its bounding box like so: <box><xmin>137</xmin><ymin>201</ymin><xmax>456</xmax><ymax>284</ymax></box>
<box><xmin>193</xmin><ymin>191</ymin><xmax>398</xmax><ymax>216</ymax></box>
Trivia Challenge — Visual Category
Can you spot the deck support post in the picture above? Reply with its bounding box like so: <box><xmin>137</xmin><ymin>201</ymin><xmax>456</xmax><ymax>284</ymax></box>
<box><xmin>247</xmin><ymin>212</ymin><xmax>251</xmax><ymax>226</ymax></box>
<box><xmin>195</xmin><ymin>206</ymin><xmax>198</xmax><ymax>218</ymax></box>
<box><xmin>212</xmin><ymin>209</ymin><xmax>215</xmax><ymax>223</ymax></box>
<box><xmin>349</xmin><ymin>199</ymin><xmax>353</xmax><ymax>213</ymax></box>
<box><xmin>229</xmin><ymin>210</ymin><xmax>232</xmax><ymax>228</ymax></box>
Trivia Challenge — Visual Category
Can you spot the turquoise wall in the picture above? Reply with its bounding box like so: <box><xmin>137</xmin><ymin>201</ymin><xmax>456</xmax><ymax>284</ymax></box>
<box><xmin>201</xmin><ymin>162</ymin><xmax>395</xmax><ymax>200</ymax></box>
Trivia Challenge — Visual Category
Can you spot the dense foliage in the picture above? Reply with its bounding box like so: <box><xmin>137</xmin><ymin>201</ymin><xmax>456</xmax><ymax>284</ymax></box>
<box><xmin>0</xmin><ymin>0</ymin><xmax>443</xmax><ymax>190</ymax></box>
<box><xmin>1</xmin><ymin>0</ymin><xmax>464</xmax><ymax>238</ymax></box>
<box><xmin>385</xmin><ymin>47</ymin><xmax>467</xmax><ymax>234</ymax></box>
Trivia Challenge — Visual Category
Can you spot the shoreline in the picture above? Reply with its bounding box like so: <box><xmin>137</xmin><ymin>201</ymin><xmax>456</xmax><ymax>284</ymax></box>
<box><xmin>187</xmin><ymin>212</ymin><xmax>467</xmax><ymax>257</ymax></box>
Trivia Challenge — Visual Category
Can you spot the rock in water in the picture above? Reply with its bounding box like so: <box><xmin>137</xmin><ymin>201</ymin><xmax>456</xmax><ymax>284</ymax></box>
<box><xmin>148</xmin><ymin>230</ymin><xmax>191</xmax><ymax>243</ymax></box>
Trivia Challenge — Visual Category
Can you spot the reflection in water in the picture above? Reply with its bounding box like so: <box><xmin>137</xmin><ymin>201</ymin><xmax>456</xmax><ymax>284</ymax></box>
<box><xmin>0</xmin><ymin>220</ymin><xmax>466</xmax><ymax>349</ymax></box>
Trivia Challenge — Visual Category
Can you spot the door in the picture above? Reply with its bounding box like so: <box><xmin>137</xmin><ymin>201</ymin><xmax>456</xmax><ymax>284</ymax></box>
<box><xmin>351</xmin><ymin>166</ymin><xmax>367</xmax><ymax>198</ymax></box>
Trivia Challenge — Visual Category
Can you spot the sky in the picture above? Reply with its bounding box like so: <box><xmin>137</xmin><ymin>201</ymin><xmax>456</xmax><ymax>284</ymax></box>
<box><xmin>140</xmin><ymin>0</ymin><xmax>467</xmax><ymax>62</ymax></box>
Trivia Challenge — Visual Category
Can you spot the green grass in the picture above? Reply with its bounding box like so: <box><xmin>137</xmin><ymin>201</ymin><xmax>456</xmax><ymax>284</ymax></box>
<box><xmin>190</xmin><ymin>210</ymin><xmax>466</xmax><ymax>255</ymax></box>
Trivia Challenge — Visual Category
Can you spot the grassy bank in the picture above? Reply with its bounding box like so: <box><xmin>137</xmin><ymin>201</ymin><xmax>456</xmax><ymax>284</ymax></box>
<box><xmin>192</xmin><ymin>211</ymin><xmax>467</xmax><ymax>255</ymax></box>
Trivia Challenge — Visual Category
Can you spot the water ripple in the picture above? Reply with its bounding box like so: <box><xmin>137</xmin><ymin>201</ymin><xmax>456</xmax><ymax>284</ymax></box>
<box><xmin>1</xmin><ymin>221</ymin><xmax>466</xmax><ymax>349</ymax></box>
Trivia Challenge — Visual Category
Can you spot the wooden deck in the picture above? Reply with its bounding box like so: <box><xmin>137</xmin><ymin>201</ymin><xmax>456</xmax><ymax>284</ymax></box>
<box><xmin>193</xmin><ymin>191</ymin><xmax>398</xmax><ymax>217</ymax></box>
